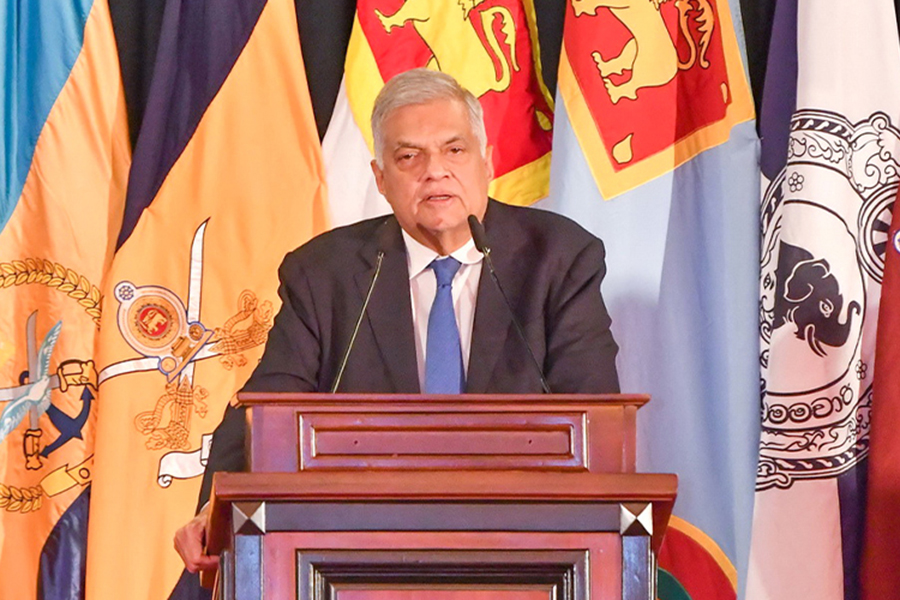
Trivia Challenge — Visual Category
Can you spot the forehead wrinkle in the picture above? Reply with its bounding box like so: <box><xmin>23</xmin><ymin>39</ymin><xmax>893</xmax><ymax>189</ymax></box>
<box><xmin>392</xmin><ymin>134</ymin><xmax>467</xmax><ymax>151</ymax></box>
<box><xmin>392</xmin><ymin>138</ymin><xmax>424</xmax><ymax>151</ymax></box>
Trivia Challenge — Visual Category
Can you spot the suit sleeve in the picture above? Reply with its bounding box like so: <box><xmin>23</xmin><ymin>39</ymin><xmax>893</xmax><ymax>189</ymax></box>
<box><xmin>543</xmin><ymin>236</ymin><xmax>620</xmax><ymax>394</ymax></box>
<box><xmin>239</xmin><ymin>253</ymin><xmax>324</xmax><ymax>391</ymax></box>
<box><xmin>197</xmin><ymin>254</ymin><xmax>322</xmax><ymax>509</ymax></box>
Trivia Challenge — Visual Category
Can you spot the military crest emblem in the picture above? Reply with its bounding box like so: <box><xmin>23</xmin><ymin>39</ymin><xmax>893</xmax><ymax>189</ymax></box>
<box><xmin>97</xmin><ymin>220</ymin><xmax>274</xmax><ymax>483</ymax></box>
<box><xmin>0</xmin><ymin>260</ymin><xmax>102</xmax><ymax>511</ymax></box>
<box><xmin>114</xmin><ymin>282</ymin><xmax>215</xmax><ymax>383</ymax></box>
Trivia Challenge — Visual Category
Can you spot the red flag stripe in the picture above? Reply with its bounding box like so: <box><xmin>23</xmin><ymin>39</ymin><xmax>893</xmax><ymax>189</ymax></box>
<box><xmin>659</xmin><ymin>517</ymin><xmax>737</xmax><ymax>600</ymax></box>
<box><xmin>861</xmin><ymin>188</ymin><xmax>900</xmax><ymax>600</ymax></box>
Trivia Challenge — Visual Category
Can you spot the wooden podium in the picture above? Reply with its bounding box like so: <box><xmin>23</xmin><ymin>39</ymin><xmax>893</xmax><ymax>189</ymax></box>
<box><xmin>206</xmin><ymin>394</ymin><xmax>677</xmax><ymax>600</ymax></box>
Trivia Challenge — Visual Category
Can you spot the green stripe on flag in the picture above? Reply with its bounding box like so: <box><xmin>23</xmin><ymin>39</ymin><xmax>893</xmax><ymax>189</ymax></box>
<box><xmin>658</xmin><ymin>568</ymin><xmax>693</xmax><ymax>600</ymax></box>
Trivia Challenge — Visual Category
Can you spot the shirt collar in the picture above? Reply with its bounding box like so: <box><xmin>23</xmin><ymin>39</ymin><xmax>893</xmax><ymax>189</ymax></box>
<box><xmin>401</xmin><ymin>229</ymin><xmax>483</xmax><ymax>280</ymax></box>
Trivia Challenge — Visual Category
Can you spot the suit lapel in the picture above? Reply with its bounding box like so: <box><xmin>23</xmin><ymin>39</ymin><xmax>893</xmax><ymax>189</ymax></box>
<box><xmin>355</xmin><ymin>218</ymin><xmax>420</xmax><ymax>392</ymax></box>
<box><xmin>467</xmin><ymin>265</ymin><xmax>510</xmax><ymax>393</ymax></box>
<box><xmin>466</xmin><ymin>201</ymin><xmax>526</xmax><ymax>393</ymax></box>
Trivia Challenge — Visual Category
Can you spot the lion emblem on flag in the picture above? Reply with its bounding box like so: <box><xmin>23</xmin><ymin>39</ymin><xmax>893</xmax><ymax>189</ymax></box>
<box><xmin>375</xmin><ymin>0</ymin><xmax>521</xmax><ymax>97</ymax></box>
<box><xmin>571</xmin><ymin>0</ymin><xmax>714</xmax><ymax>103</ymax></box>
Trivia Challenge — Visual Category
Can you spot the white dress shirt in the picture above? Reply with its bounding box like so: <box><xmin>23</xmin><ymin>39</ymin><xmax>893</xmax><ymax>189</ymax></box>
<box><xmin>401</xmin><ymin>229</ymin><xmax>484</xmax><ymax>391</ymax></box>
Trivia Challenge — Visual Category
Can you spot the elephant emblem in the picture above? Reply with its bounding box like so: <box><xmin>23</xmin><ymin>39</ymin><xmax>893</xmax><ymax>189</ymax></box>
<box><xmin>773</xmin><ymin>241</ymin><xmax>861</xmax><ymax>358</ymax></box>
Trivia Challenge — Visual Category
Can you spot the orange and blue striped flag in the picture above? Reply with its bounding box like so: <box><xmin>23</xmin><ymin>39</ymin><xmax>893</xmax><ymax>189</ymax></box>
<box><xmin>0</xmin><ymin>1</ymin><xmax>130</xmax><ymax>598</ymax></box>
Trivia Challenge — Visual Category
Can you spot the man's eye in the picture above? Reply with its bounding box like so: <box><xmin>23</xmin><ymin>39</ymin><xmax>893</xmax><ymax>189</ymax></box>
<box><xmin>449</xmin><ymin>146</ymin><xmax>464</xmax><ymax>154</ymax></box>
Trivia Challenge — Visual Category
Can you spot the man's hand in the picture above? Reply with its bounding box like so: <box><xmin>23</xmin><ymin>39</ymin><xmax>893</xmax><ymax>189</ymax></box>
<box><xmin>174</xmin><ymin>506</ymin><xmax>219</xmax><ymax>573</ymax></box>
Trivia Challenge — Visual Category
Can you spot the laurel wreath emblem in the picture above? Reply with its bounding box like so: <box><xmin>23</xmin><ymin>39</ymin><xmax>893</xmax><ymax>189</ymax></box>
<box><xmin>0</xmin><ymin>483</ymin><xmax>44</xmax><ymax>513</ymax></box>
<box><xmin>0</xmin><ymin>258</ymin><xmax>102</xmax><ymax>325</ymax></box>
<box><xmin>0</xmin><ymin>258</ymin><xmax>101</xmax><ymax>512</ymax></box>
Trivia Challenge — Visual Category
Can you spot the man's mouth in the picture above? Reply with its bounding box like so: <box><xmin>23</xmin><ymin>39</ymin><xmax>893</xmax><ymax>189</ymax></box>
<box><xmin>424</xmin><ymin>194</ymin><xmax>453</xmax><ymax>202</ymax></box>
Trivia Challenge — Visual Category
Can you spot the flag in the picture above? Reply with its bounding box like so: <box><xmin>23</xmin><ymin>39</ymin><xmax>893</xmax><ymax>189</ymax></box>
<box><xmin>323</xmin><ymin>0</ymin><xmax>556</xmax><ymax>227</ymax></box>
<box><xmin>747</xmin><ymin>0</ymin><xmax>900</xmax><ymax>598</ymax></box>
<box><xmin>540</xmin><ymin>0</ymin><xmax>758</xmax><ymax>596</ymax></box>
<box><xmin>85</xmin><ymin>0</ymin><xmax>327</xmax><ymax>597</ymax></box>
<box><xmin>863</xmin><ymin>188</ymin><xmax>900</xmax><ymax>598</ymax></box>
<box><xmin>0</xmin><ymin>1</ymin><xmax>129</xmax><ymax>598</ymax></box>
<box><xmin>559</xmin><ymin>0</ymin><xmax>752</xmax><ymax>198</ymax></box>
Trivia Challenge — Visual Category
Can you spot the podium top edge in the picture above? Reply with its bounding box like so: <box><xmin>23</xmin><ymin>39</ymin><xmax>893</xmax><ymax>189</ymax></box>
<box><xmin>212</xmin><ymin>470</ymin><xmax>677</xmax><ymax>502</ymax></box>
<box><xmin>235</xmin><ymin>392</ymin><xmax>650</xmax><ymax>407</ymax></box>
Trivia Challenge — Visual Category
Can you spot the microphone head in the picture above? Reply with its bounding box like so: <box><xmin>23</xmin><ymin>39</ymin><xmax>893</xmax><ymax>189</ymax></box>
<box><xmin>467</xmin><ymin>214</ymin><xmax>489</xmax><ymax>255</ymax></box>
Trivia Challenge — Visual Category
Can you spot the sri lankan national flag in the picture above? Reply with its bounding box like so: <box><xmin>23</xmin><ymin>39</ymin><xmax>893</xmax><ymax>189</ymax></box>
<box><xmin>558</xmin><ymin>0</ymin><xmax>753</xmax><ymax>198</ymax></box>
<box><xmin>0</xmin><ymin>1</ymin><xmax>130</xmax><ymax>598</ymax></box>
<box><xmin>86</xmin><ymin>0</ymin><xmax>327</xmax><ymax>598</ymax></box>
<box><xmin>324</xmin><ymin>0</ymin><xmax>555</xmax><ymax>227</ymax></box>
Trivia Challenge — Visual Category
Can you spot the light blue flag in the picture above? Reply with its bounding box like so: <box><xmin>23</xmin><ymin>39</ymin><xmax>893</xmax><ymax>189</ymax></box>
<box><xmin>538</xmin><ymin>0</ymin><xmax>760</xmax><ymax>592</ymax></box>
<box><xmin>1</xmin><ymin>0</ymin><xmax>94</xmax><ymax>229</ymax></box>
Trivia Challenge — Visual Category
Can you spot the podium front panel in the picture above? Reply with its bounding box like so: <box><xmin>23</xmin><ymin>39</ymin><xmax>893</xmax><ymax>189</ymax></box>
<box><xmin>209</xmin><ymin>471</ymin><xmax>675</xmax><ymax>600</ymax></box>
<box><xmin>296</xmin><ymin>547</ymin><xmax>589</xmax><ymax>600</ymax></box>
<box><xmin>297</xmin><ymin>411</ymin><xmax>586</xmax><ymax>471</ymax></box>
<box><xmin>241</xmin><ymin>394</ymin><xmax>646</xmax><ymax>474</ymax></box>
<box><xmin>259</xmin><ymin>532</ymin><xmax>617</xmax><ymax>600</ymax></box>
<box><xmin>213</xmin><ymin>399</ymin><xmax>670</xmax><ymax>600</ymax></box>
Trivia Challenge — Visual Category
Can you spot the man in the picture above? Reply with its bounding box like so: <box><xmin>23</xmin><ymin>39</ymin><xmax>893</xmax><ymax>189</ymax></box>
<box><xmin>174</xmin><ymin>68</ymin><xmax>619</xmax><ymax>573</ymax></box>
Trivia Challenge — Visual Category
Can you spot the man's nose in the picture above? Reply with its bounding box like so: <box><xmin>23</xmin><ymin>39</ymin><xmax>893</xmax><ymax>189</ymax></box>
<box><xmin>422</xmin><ymin>151</ymin><xmax>450</xmax><ymax>178</ymax></box>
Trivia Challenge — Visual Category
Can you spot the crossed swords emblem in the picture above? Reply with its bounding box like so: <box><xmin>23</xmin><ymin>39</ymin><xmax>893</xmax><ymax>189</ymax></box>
<box><xmin>0</xmin><ymin>221</ymin><xmax>223</xmax><ymax>468</ymax></box>
<box><xmin>98</xmin><ymin>220</ymin><xmax>222</xmax><ymax>386</ymax></box>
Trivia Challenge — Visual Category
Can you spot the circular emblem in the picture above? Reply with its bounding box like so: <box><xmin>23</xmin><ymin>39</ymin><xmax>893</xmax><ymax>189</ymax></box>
<box><xmin>115</xmin><ymin>282</ymin><xmax>187</xmax><ymax>357</ymax></box>
<box><xmin>188</xmin><ymin>323</ymin><xmax>205</xmax><ymax>341</ymax></box>
<box><xmin>160</xmin><ymin>356</ymin><xmax>178</xmax><ymax>373</ymax></box>
<box><xmin>129</xmin><ymin>297</ymin><xmax>181</xmax><ymax>347</ymax></box>
<box><xmin>857</xmin><ymin>184</ymin><xmax>897</xmax><ymax>283</ymax></box>
<box><xmin>757</xmin><ymin>109</ymin><xmax>899</xmax><ymax>491</ymax></box>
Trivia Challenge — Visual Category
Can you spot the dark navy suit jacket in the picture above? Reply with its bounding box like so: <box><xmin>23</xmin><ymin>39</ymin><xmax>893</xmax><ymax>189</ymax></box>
<box><xmin>198</xmin><ymin>200</ymin><xmax>619</xmax><ymax>506</ymax></box>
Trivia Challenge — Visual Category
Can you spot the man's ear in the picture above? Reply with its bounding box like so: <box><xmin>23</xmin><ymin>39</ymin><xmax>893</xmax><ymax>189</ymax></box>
<box><xmin>484</xmin><ymin>145</ymin><xmax>494</xmax><ymax>181</ymax></box>
<box><xmin>371</xmin><ymin>159</ymin><xmax>386</xmax><ymax>195</ymax></box>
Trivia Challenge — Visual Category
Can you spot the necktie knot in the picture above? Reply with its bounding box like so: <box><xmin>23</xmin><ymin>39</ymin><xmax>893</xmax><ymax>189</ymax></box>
<box><xmin>429</xmin><ymin>256</ymin><xmax>461</xmax><ymax>288</ymax></box>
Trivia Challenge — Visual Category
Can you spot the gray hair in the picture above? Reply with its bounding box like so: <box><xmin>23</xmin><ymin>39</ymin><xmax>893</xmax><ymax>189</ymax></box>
<box><xmin>371</xmin><ymin>68</ymin><xmax>488</xmax><ymax>167</ymax></box>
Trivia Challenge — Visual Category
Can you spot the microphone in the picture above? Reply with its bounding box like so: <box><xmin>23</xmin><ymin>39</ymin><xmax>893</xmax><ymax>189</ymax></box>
<box><xmin>331</xmin><ymin>221</ymin><xmax>393</xmax><ymax>393</ymax></box>
<box><xmin>467</xmin><ymin>215</ymin><xmax>552</xmax><ymax>394</ymax></box>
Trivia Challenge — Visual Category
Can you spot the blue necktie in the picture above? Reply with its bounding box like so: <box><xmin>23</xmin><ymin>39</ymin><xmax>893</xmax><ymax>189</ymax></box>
<box><xmin>425</xmin><ymin>257</ymin><xmax>464</xmax><ymax>394</ymax></box>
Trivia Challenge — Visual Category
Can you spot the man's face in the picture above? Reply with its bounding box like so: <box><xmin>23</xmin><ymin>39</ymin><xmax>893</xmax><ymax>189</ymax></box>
<box><xmin>371</xmin><ymin>98</ymin><xmax>493</xmax><ymax>254</ymax></box>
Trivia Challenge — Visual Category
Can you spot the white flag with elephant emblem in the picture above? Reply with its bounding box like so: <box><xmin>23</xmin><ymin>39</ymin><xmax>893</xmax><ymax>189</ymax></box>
<box><xmin>748</xmin><ymin>0</ymin><xmax>900</xmax><ymax>598</ymax></box>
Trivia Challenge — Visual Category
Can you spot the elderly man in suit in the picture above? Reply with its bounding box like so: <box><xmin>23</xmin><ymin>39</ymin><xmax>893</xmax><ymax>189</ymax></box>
<box><xmin>174</xmin><ymin>68</ymin><xmax>619</xmax><ymax>573</ymax></box>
